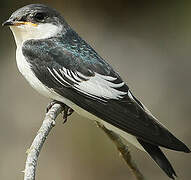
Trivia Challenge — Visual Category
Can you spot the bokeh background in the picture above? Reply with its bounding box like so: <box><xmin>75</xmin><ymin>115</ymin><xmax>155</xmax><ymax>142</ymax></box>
<box><xmin>1</xmin><ymin>1</ymin><xmax>191</xmax><ymax>180</ymax></box>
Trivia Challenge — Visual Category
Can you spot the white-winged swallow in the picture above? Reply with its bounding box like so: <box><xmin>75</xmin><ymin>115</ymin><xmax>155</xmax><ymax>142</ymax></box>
<box><xmin>2</xmin><ymin>4</ymin><xmax>190</xmax><ymax>179</ymax></box>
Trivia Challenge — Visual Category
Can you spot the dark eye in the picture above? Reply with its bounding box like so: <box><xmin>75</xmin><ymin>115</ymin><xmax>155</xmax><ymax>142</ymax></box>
<box><xmin>34</xmin><ymin>13</ymin><xmax>46</xmax><ymax>21</ymax></box>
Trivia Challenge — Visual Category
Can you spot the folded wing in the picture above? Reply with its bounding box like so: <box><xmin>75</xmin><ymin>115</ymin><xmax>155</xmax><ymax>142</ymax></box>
<box><xmin>22</xmin><ymin>30</ymin><xmax>190</xmax><ymax>153</ymax></box>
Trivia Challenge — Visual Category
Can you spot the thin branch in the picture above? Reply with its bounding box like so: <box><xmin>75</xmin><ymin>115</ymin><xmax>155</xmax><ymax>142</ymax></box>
<box><xmin>24</xmin><ymin>103</ymin><xmax>64</xmax><ymax>180</ymax></box>
<box><xmin>96</xmin><ymin>122</ymin><xmax>146</xmax><ymax>180</ymax></box>
<box><xmin>23</xmin><ymin>102</ymin><xmax>145</xmax><ymax>180</ymax></box>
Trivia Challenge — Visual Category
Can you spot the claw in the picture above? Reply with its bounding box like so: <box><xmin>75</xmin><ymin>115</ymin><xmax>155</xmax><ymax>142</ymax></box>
<box><xmin>46</xmin><ymin>100</ymin><xmax>74</xmax><ymax>123</ymax></box>
<box><xmin>46</xmin><ymin>100</ymin><xmax>58</xmax><ymax>113</ymax></box>
<box><xmin>62</xmin><ymin>106</ymin><xmax>74</xmax><ymax>124</ymax></box>
<box><xmin>68</xmin><ymin>108</ymin><xmax>74</xmax><ymax>116</ymax></box>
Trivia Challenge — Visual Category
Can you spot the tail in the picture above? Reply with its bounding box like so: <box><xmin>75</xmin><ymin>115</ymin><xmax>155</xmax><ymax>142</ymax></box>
<box><xmin>137</xmin><ymin>138</ymin><xmax>177</xmax><ymax>179</ymax></box>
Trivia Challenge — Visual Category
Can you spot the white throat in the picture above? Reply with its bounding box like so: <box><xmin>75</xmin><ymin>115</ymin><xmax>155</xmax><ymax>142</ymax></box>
<box><xmin>10</xmin><ymin>23</ymin><xmax>62</xmax><ymax>47</ymax></box>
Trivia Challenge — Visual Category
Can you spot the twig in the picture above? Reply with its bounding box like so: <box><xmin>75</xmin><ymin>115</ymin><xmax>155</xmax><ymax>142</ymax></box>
<box><xmin>23</xmin><ymin>102</ymin><xmax>145</xmax><ymax>180</ymax></box>
<box><xmin>24</xmin><ymin>103</ymin><xmax>64</xmax><ymax>180</ymax></box>
<box><xmin>96</xmin><ymin>122</ymin><xmax>146</xmax><ymax>180</ymax></box>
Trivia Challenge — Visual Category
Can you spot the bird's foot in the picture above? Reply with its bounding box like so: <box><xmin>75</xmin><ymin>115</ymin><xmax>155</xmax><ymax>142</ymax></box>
<box><xmin>63</xmin><ymin>106</ymin><xmax>74</xmax><ymax>124</ymax></box>
<box><xmin>46</xmin><ymin>100</ymin><xmax>61</xmax><ymax>113</ymax></box>
<box><xmin>46</xmin><ymin>100</ymin><xmax>74</xmax><ymax>123</ymax></box>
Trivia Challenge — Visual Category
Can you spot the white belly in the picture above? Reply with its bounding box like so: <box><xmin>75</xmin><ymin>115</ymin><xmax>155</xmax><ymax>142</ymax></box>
<box><xmin>16</xmin><ymin>47</ymin><xmax>144</xmax><ymax>151</ymax></box>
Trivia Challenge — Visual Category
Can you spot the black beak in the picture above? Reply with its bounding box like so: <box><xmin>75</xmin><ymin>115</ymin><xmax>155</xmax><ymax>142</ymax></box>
<box><xmin>2</xmin><ymin>19</ymin><xmax>14</xmax><ymax>26</ymax></box>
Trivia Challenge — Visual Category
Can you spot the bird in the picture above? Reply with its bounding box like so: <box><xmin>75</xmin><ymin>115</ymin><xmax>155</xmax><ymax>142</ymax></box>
<box><xmin>2</xmin><ymin>4</ymin><xmax>190</xmax><ymax>179</ymax></box>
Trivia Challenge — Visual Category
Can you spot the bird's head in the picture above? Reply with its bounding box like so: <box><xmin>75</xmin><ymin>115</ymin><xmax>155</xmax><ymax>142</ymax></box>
<box><xmin>2</xmin><ymin>4</ymin><xmax>68</xmax><ymax>46</ymax></box>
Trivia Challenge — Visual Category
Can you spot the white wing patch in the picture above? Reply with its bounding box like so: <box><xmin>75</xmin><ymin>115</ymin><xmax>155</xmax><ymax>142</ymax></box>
<box><xmin>48</xmin><ymin>67</ymin><xmax>127</xmax><ymax>100</ymax></box>
<box><xmin>47</xmin><ymin>68</ymin><xmax>69</xmax><ymax>86</ymax></box>
<box><xmin>76</xmin><ymin>73</ymin><xmax>126</xmax><ymax>100</ymax></box>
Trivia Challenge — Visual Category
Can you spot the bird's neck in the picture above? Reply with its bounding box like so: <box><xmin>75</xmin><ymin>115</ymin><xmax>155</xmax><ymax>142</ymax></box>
<box><xmin>10</xmin><ymin>23</ymin><xmax>63</xmax><ymax>47</ymax></box>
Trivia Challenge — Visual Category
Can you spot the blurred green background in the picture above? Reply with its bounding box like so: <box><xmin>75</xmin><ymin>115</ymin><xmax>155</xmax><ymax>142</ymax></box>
<box><xmin>1</xmin><ymin>1</ymin><xmax>191</xmax><ymax>180</ymax></box>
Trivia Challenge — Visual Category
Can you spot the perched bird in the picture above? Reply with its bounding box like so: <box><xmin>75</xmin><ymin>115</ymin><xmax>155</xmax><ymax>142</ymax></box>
<box><xmin>2</xmin><ymin>4</ymin><xmax>190</xmax><ymax>179</ymax></box>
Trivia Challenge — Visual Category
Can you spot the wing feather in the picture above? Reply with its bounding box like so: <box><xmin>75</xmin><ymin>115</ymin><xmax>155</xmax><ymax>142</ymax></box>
<box><xmin>48</xmin><ymin>67</ymin><xmax>127</xmax><ymax>101</ymax></box>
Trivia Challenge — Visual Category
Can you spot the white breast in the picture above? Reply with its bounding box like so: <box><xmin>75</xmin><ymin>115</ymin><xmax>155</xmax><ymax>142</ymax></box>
<box><xmin>16</xmin><ymin>46</ymin><xmax>53</xmax><ymax>97</ymax></box>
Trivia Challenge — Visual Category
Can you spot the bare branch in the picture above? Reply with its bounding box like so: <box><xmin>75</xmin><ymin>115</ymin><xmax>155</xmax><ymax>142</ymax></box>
<box><xmin>24</xmin><ymin>103</ymin><xmax>64</xmax><ymax>180</ymax></box>
<box><xmin>96</xmin><ymin>122</ymin><xmax>146</xmax><ymax>180</ymax></box>
<box><xmin>23</xmin><ymin>102</ymin><xmax>146</xmax><ymax>180</ymax></box>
